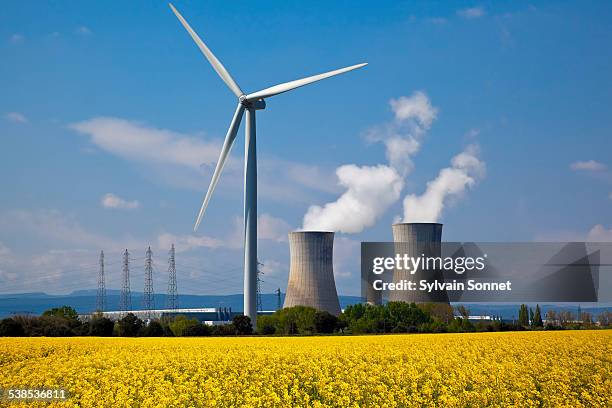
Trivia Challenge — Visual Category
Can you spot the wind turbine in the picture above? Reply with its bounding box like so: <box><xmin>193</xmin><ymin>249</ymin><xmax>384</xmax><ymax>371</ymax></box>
<box><xmin>168</xmin><ymin>3</ymin><xmax>367</xmax><ymax>326</ymax></box>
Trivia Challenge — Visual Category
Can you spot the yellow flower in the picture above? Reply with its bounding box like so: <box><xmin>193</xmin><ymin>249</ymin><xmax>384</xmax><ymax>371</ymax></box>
<box><xmin>0</xmin><ymin>331</ymin><xmax>610</xmax><ymax>407</ymax></box>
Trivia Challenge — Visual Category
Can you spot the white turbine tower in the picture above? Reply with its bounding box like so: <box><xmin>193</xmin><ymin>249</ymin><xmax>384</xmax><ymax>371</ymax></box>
<box><xmin>169</xmin><ymin>3</ymin><xmax>367</xmax><ymax>326</ymax></box>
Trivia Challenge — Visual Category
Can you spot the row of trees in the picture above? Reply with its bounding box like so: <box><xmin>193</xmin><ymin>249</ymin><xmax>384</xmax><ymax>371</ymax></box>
<box><xmin>518</xmin><ymin>304</ymin><xmax>544</xmax><ymax>327</ymax></box>
<box><xmin>256</xmin><ymin>306</ymin><xmax>340</xmax><ymax>335</ymax></box>
<box><xmin>542</xmin><ymin>308</ymin><xmax>611</xmax><ymax>329</ymax></box>
<box><xmin>337</xmin><ymin>302</ymin><xmax>531</xmax><ymax>334</ymax></box>
<box><xmin>516</xmin><ymin>303</ymin><xmax>612</xmax><ymax>329</ymax></box>
<box><xmin>0</xmin><ymin>307</ymin><xmax>254</xmax><ymax>337</ymax></box>
<box><xmin>1</xmin><ymin>304</ymin><xmax>610</xmax><ymax>337</ymax></box>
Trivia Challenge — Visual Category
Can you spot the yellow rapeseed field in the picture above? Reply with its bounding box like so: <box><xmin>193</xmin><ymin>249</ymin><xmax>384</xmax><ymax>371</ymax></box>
<box><xmin>0</xmin><ymin>331</ymin><xmax>610</xmax><ymax>407</ymax></box>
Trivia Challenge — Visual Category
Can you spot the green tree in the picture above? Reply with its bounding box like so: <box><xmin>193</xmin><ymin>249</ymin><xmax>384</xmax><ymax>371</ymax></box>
<box><xmin>277</xmin><ymin>306</ymin><xmax>318</xmax><ymax>335</ymax></box>
<box><xmin>9</xmin><ymin>315</ymin><xmax>38</xmax><ymax>336</ymax></box>
<box><xmin>341</xmin><ymin>303</ymin><xmax>367</xmax><ymax>322</ymax></box>
<box><xmin>532</xmin><ymin>304</ymin><xmax>543</xmax><ymax>327</ymax></box>
<box><xmin>89</xmin><ymin>316</ymin><xmax>114</xmax><ymax>336</ymax></box>
<box><xmin>39</xmin><ymin>306</ymin><xmax>82</xmax><ymax>335</ymax></box>
<box><xmin>43</xmin><ymin>306</ymin><xmax>79</xmax><ymax>321</ymax></box>
<box><xmin>183</xmin><ymin>322</ymin><xmax>210</xmax><ymax>336</ymax></box>
<box><xmin>518</xmin><ymin>304</ymin><xmax>529</xmax><ymax>327</ymax></box>
<box><xmin>116</xmin><ymin>313</ymin><xmax>144</xmax><ymax>337</ymax></box>
<box><xmin>210</xmin><ymin>324</ymin><xmax>234</xmax><ymax>336</ymax></box>
<box><xmin>140</xmin><ymin>320</ymin><xmax>165</xmax><ymax>336</ymax></box>
<box><xmin>256</xmin><ymin>315</ymin><xmax>278</xmax><ymax>335</ymax></box>
<box><xmin>232</xmin><ymin>315</ymin><xmax>253</xmax><ymax>335</ymax></box>
<box><xmin>314</xmin><ymin>311</ymin><xmax>338</xmax><ymax>334</ymax></box>
<box><xmin>36</xmin><ymin>316</ymin><xmax>74</xmax><ymax>336</ymax></box>
<box><xmin>339</xmin><ymin>302</ymin><xmax>434</xmax><ymax>334</ymax></box>
<box><xmin>386</xmin><ymin>302</ymin><xmax>431</xmax><ymax>331</ymax></box>
<box><xmin>167</xmin><ymin>315</ymin><xmax>208</xmax><ymax>336</ymax></box>
<box><xmin>0</xmin><ymin>318</ymin><xmax>25</xmax><ymax>336</ymax></box>
<box><xmin>418</xmin><ymin>303</ymin><xmax>454</xmax><ymax>324</ymax></box>
<box><xmin>455</xmin><ymin>305</ymin><xmax>470</xmax><ymax>319</ymax></box>
<box><xmin>448</xmin><ymin>317</ymin><xmax>474</xmax><ymax>333</ymax></box>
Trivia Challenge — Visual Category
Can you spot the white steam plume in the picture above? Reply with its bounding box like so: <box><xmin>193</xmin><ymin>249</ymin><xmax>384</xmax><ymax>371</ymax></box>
<box><xmin>367</xmin><ymin>91</ymin><xmax>438</xmax><ymax>176</ymax></box>
<box><xmin>402</xmin><ymin>145</ymin><xmax>485</xmax><ymax>223</ymax></box>
<box><xmin>302</xmin><ymin>91</ymin><xmax>438</xmax><ymax>233</ymax></box>
<box><xmin>303</xmin><ymin>165</ymin><xmax>403</xmax><ymax>233</ymax></box>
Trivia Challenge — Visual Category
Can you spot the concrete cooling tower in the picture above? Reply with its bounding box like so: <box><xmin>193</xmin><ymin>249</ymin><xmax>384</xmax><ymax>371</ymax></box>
<box><xmin>283</xmin><ymin>231</ymin><xmax>341</xmax><ymax>316</ymax></box>
<box><xmin>389</xmin><ymin>223</ymin><xmax>449</xmax><ymax>303</ymax></box>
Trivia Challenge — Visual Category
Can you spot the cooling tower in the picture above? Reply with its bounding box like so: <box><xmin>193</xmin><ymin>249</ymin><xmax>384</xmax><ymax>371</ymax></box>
<box><xmin>283</xmin><ymin>231</ymin><xmax>341</xmax><ymax>315</ymax></box>
<box><xmin>389</xmin><ymin>223</ymin><xmax>449</xmax><ymax>303</ymax></box>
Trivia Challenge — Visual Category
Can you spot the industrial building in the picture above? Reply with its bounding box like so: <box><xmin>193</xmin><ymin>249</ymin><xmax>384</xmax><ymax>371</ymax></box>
<box><xmin>283</xmin><ymin>231</ymin><xmax>341</xmax><ymax>315</ymax></box>
<box><xmin>389</xmin><ymin>222</ymin><xmax>450</xmax><ymax>304</ymax></box>
<box><xmin>80</xmin><ymin>307</ymin><xmax>237</xmax><ymax>325</ymax></box>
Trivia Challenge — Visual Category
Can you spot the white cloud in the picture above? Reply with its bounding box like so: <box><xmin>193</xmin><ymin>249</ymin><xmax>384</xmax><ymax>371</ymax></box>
<box><xmin>258</xmin><ymin>159</ymin><xmax>340</xmax><ymax>203</ymax></box>
<box><xmin>0</xmin><ymin>209</ymin><xmax>143</xmax><ymax>253</ymax></box>
<box><xmin>0</xmin><ymin>268</ymin><xmax>18</xmax><ymax>284</ymax></box>
<box><xmin>161</xmin><ymin>213</ymin><xmax>291</xmax><ymax>254</ymax></box>
<box><xmin>0</xmin><ymin>242</ymin><xmax>11</xmax><ymax>258</ymax></box>
<box><xmin>535</xmin><ymin>224</ymin><xmax>612</xmax><ymax>242</ymax></box>
<box><xmin>367</xmin><ymin>91</ymin><xmax>438</xmax><ymax>176</ymax></box>
<box><xmin>0</xmin><ymin>210</ymin><xmax>148</xmax><ymax>293</ymax></box>
<box><xmin>5</xmin><ymin>112</ymin><xmax>27</xmax><ymax>123</ymax></box>
<box><xmin>303</xmin><ymin>164</ymin><xmax>403</xmax><ymax>233</ymax></box>
<box><xmin>0</xmin><ymin>243</ymin><xmax>18</xmax><ymax>284</ymax></box>
<box><xmin>457</xmin><ymin>7</ymin><xmax>485</xmax><ymax>19</ymax></box>
<box><xmin>70</xmin><ymin>117</ymin><xmax>330</xmax><ymax>204</ymax></box>
<box><xmin>280</xmin><ymin>161</ymin><xmax>339</xmax><ymax>194</ymax></box>
<box><xmin>258</xmin><ymin>213</ymin><xmax>292</xmax><ymax>242</ymax></box>
<box><xmin>586</xmin><ymin>224</ymin><xmax>612</xmax><ymax>241</ymax></box>
<box><xmin>70</xmin><ymin>117</ymin><xmax>222</xmax><ymax>170</ymax></box>
<box><xmin>75</xmin><ymin>26</ymin><xmax>92</xmax><ymax>35</ymax></box>
<box><xmin>389</xmin><ymin>91</ymin><xmax>438</xmax><ymax>127</ymax></box>
<box><xmin>333</xmin><ymin>237</ymin><xmax>359</xmax><ymax>279</ymax></box>
<box><xmin>402</xmin><ymin>144</ymin><xmax>486</xmax><ymax>223</ymax></box>
<box><xmin>101</xmin><ymin>193</ymin><xmax>140</xmax><ymax>210</ymax></box>
<box><xmin>0</xmin><ymin>209</ymin><xmax>262</xmax><ymax>294</ymax></box>
<box><xmin>2</xmin><ymin>248</ymin><xmax>102</xmax><ymax>294</ymax></box>
<box><xmin>609</xmin><ymin>192</ymin><xmax>612</xmax><ymax>201</ymax></box>
<box><xmin>9</xmin><ymin>33</ymin><xmax>24</xmax><ymax>43</ymax></box>
<box><xmin>570</xmin><ymin>160</ymin><xmax>606</xmax><ymax>172</ymax></box>
<box><xmin>259</xmin><ymin>259</ymin><xmax>285</xmax><ymax>277</ymax></box>
<box><xmin>157</xmin><ymin>232</ymin><xmax>224</xmax><ymax>253</ymax></box>
<box><xmin>228</xmin><ymin>213</ymin><xmax>293</xmax><ymax>245</ymax></box>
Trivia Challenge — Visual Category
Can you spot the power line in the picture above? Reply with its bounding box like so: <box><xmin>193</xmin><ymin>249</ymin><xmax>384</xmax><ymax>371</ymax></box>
<box><xmin>96</xmin><ymin>250</ymin><xmax>106</xmax><ymax>312</ymax></box>
<box><xmin>166</xmin><ymin>244</ymin><xmax>178</xmax><ymax>310</ymax></box>
<box><xmin>119</xmin><ymin>249</ymin><xmax>131</xmax><ymax>313</ymax></box>
<box><xmin>143</xmin><ymin>246</ymin><xmax>155</xmax><ymax>317</ymax></box>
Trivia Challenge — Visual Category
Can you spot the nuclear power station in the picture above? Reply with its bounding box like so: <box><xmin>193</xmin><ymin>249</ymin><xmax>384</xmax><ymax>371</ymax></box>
<box><xmin>92</xmin><ymin>223</ymin><xmax>450</xmax><ymax>321</ymax></box>
<box><xmin>282</xmin><ymin>224</ymin><xmax>450</xmax><ymax>316</ymax></box>
<box><xmin>283</xmin><ymin>231</ymin><xmax>341</xmax><ymax>316</ymax></box>
<box><xmin>389</xmin><ymin>223</ymin><xmax>449</xmax><ymax>303</ymax></box>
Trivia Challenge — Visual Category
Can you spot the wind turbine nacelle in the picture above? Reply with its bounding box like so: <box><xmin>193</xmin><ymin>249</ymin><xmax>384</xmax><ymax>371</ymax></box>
<box><xmin>241</xmin><ymin>98</ymin><xmax>266</xmax><ymax>110</ymax></box>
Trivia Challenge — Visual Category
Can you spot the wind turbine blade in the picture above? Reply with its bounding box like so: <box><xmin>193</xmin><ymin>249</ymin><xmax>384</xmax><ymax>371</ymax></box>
<box><xmin>246</xmin><ymin>62</ymin><xmax>367</xmax><ymax>101</ymax></box>
<box><xmin>194</xmin><ymin>103</ymin><xmax>245</xmax><ymax>231</ymax></box>
<box><xmin>169</xmin><ymin>3</ymin><xmax>243</xmax><ymax>98</ymax></box>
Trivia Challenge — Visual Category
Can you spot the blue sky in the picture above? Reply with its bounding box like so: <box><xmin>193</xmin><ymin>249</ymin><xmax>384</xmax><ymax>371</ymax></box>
<box><xmin>1</xmin><ymin>1</ymin><xmax>611</xmax><ymax>296</ymax></box>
